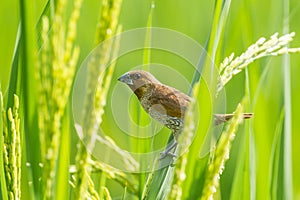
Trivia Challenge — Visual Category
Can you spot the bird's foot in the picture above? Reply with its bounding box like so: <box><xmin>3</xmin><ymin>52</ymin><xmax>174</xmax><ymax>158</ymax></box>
<box><xmin>159</xmin><ymin>141</ymin><xmax>178</xmax><ymax>160</ymax></box>
<box><xmin>159</xmin><ymin>151</ymin><xmax>177</xmax><ymax>160</ymax></box>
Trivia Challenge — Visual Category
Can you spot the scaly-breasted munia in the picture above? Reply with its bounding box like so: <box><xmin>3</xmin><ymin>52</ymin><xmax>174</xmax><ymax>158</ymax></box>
<box><xmin>118</xmin><ymin>70</ymin><xmax>253</xmax><ymax>157</ymax></box>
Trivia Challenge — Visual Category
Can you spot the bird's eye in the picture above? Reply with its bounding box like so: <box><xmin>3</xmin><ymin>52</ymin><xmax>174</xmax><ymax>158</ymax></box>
<box><xmin>133</xmin><ymin>73</ymin><xmax>141</xmax><ymax>79</ymax></box>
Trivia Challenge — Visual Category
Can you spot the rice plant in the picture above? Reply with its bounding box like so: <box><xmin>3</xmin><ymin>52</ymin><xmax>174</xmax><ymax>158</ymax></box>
<box><xmin>1</xmin><ymin>0</ymin><xmax>300</xmax><ymax>199</ymax></box>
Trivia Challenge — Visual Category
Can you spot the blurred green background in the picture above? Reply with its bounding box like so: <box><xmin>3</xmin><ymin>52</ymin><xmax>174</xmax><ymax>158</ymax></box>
<box><xmin>1</xmin><ymin>0</ymin><xmax>300</xmax><ymax>199</ymax></box>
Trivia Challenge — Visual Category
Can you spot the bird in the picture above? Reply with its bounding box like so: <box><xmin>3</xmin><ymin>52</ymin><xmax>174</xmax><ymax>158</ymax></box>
<box><xmin>118</xmin><ymin>70</ymin><xmax>253</xmax><ymax>158</ymax></box>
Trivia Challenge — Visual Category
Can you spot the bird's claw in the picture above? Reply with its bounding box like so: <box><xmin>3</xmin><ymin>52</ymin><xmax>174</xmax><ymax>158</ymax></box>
<box><xmin>159</xmin><ymin>141</ymin><xmax>178</xmax><ymax>160</ymax></box>
<box><xmin>159</xmin><ymin>151</ymin><xmax>177</xmax><ymax>160</ymax></box>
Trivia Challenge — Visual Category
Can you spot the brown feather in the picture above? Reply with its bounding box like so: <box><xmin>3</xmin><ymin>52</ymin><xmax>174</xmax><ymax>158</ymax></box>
<box><xmin>148</xmin><ymin>84</ymin><xmax>190</xmax><ymax>118</ymax></box>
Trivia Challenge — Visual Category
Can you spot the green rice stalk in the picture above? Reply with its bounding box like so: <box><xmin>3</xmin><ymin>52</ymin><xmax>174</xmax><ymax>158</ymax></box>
<box><xmin>37</xmin><ymin>0</ymin><xmax>83</xmax><ymax>198</ymax></box>
<box><xmin>102</xmin><ymin>187</ymin><xmax>112</xmax><ymax>200</ymax></box>
<box><xmin>89</xmin><ymin>159</ymin><xmax>138</xmax><ymax>195</ymax></box>
<box><xmin>72</xmin><ymin>29</ymin><xmax>126</xmax><ymax>199</ymax></box>
<box><xmin>207</xmin><ymin>0</ymin><xmax>232</xmax><ymax>69</ymax></box>
<box><xmin>54</xmin><ymin>105</ymin><xmax>71</xmax><ymax>200</ymax></box>
<box><xmin>138</xmin><ymin>2</ymin><xmax>155</xmax><ymax>197</ymax></box>
<box><xmin>229</xmin><ymin>71</ymin><xmax>254</xmax><ymax>200</ymax></box>
<box><xmin>81</xmin><ymin>0</ymin><xmax>122</xmax><ymax>122</ymax></box>
<box><xmin>0</xmin><ymin>91</ymin><xmax>9</xmax><ymax>200</ymax></box>
<box><xmin>169</xmin><ymin>82</ymin><xmax>200</xmax><ymax>200</ymax></box>
<box><xmin>38</xmin><ymin>16</ymin><xmax>51</xmax><ymax>158</ymax></box>
<box><xmin>141</xmin><ymin>173</ymin><xmax>153</xmax><ymax>199</ymax></box>
<box><xmin>18</xmin><ymin>0</ymin><xmax>39</xmax><ymax>195</ymax></box>
<box><xmin>269</xmin><ymin>109</ymin><xmax>284</xmax><ymax>199</ymax></box>
<box><xmin>122</xmin><ymin>186</ymin><xmax>127</xmax><ymax>200</ymax></box>
<box><xmin>282</xmin><ymin>0</ymin><xmax>293</xmax><ymax>199</ymax></box>
<box><xmin>36</xmin><ymin>1</ymin><xmax>53</xmax><ymax>49</ymax></box>
<box><xmin>87</xmin><ymin>173</ymin><xmax>101</xmax><ymax>200</ymax></box>
<box><xmin>143</xmin><ymin>1</ymin><xmax>155</xmax><ymax>68</ymax></box>
<box><xmin>201</xmin><ymin>98</ymin><xmax>247</xmax><ymax>200</ymax></box>
<box><xmin>2</xmin><ymin>95</ymin><xmax>21</xmax><ymax>200</ymax></box>
<box><xmin>168</xmin><ymin>156</ymin><xmax>187</xmax><ymax>200</ymax></box>
<box><xmin>217</xmin><ymin>32</ymin><xmax>300</xmax><ymax>94</ymax></box>
<box><xmin>93</xmin><ymin>132</ymin><xmax>138</xmax><ymax>171</ymax></box>
<box><xmin>72</xmin><ymin>0</ymin><xmax>123</xmax><ymax>195</ymax></box>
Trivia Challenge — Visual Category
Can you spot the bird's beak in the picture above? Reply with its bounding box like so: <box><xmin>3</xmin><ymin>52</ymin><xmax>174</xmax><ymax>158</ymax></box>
<box><xmin>118</xmin><ymin>73</ymin><xmax>133</xmax><ymax>85</ymax></box>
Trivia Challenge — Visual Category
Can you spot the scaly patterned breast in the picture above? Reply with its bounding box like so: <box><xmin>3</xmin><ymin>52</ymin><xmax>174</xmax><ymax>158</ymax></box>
<box><xmin>143</xmin><ymin>98</ymin><xmax>183</xmax><ymax>132</ymax></box>
<box><xmin>136</xmin><ymin>83</ymin><xmax>185</xmax><ymax>133</ymax></box>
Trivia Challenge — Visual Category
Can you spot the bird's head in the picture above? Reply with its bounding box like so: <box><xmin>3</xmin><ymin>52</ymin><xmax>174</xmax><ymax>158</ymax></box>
<box><xmin>118</xmin><ymin>70</ymin><xmax>160</xmax><ymax>92</ymax></box>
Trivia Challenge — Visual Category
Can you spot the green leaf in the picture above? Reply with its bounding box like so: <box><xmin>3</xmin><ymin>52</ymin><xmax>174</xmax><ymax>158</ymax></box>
<box><xmin>269</xmin><ymin>109</ymin><xmax>285</xmax><ymax>200</ymax></box>
<box><xmin>181</xmin><ymin>79</ymin><xmax>212</xmax><ymax>199</ymax></box>
<box><xmin>55</xmin><ymin>105</ymin><xmax>71</xmax><ymax>200</ymax></box>
<box><xmin>184</xmin><ymin>156</ymin><xmax>209</xmax><ymax>199</ymax></box>
<box><xmin>282</xmin><ymin>0</ymin><xmax>293</xmax><ymax>199</ymax></box>
<box><xmin>18</xmin><ymin>0</ymin><xmax>41</xmax><ymax>197</ymax></box>
<box><xmin>138</xmin><ymin>2</ymin><xmax>156</xmax><ymax>197</ymax></box>
<box><xmin>230</xmin><ymin>128</ymin><xmax>249</xmax><ymax>200</ymax></box>
<box><xmin>143</xmin><ymin>160</ymin><xmax>175</xmax><ymax>200</ymax></box>
<box><xmin>6</xmin><ymin>25</ymin><xmax>21</xmax><ymax>110</ymax></box>
<box><xmin>207</xmin><ymin>0</ymin><xmax>232</xmax><ymax>68</ymax></box>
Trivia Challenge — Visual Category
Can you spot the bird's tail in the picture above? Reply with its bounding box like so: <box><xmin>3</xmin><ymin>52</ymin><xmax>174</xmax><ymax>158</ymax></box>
<box><xmin>214</xmin><ymin>113</ymin><xmax>254</xmax><ymax>125</ymax></box>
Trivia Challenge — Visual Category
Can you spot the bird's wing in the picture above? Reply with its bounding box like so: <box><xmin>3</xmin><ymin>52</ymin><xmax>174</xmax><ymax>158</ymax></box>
<box><xmin>148</xmin><ymin>84</ymin><xmax>191</xmax><ymax>118</ymax></box>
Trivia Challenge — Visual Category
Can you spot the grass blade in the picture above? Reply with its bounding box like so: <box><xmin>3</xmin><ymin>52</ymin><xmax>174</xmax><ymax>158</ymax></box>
<box><xmin>19</xmin><ymin>0</ymin><xmax>41</xmax><ymax>197</ymax></box>
<box><xmin>55</xmin><ymin>105</ymin><xmax>71</xmax><ymax>200</ymax></box>
<box><xmin>6</xmin><ymin>25</ymin><xmax>21</xmax><ymax>109</ymax></box>
<box><xmin>36</xmin><ymin>1</ymin><xmax>53</xmax><ymax>49</ymax></box>
<box><xmin>269</xmin><ymin>109</ymin><xmax>285</xmax><ymax>200</ymax></box>
<box><xmin>139</xmin><ymin>2</ymin><xmax>156</xmax><ymax>198</ymax></box>
<box><xmin>207</xmin><ymin>0</ymin><xmax>232</xmax><ymax>68</ymax></box>
<box><xmin>282</xmin><ymin>0</ymin><xmax>293</xmax><ymax>198</ymax></box>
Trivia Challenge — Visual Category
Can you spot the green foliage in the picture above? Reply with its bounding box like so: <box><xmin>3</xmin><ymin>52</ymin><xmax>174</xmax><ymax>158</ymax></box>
<box><xmin>1</xmin><ymin>0</ymin><xmax>300</xmax><ymax>199</ymax></box>
<box><xmin>1</xmin><ymin>94</ymin><xmax>21</xmax><ymax>199</ymax></box>
<box><xmin>0</xmin><ymin>92</ymin><xmax>8</xmax><ymax>200</ymax></box>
